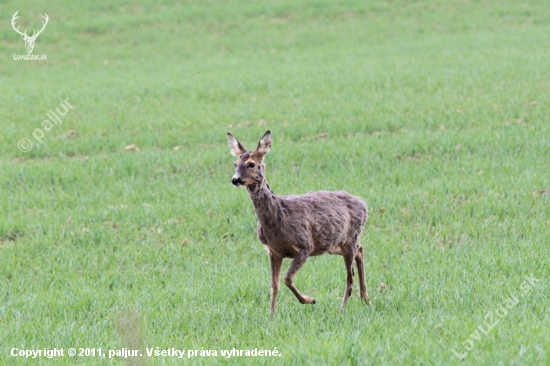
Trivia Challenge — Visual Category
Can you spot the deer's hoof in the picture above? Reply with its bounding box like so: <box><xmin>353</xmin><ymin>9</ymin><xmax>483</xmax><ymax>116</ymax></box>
<box><xmin>312</xmin><ymin>298</ymin><xmax>316</xmax><ymax>304</ymax></box>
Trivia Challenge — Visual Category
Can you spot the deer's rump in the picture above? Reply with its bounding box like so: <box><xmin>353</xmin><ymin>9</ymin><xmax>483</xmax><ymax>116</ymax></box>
<box><xmin>257</xmin><ymin>190</ymin><xmax>368</xmax><ymax>258</ymax></box>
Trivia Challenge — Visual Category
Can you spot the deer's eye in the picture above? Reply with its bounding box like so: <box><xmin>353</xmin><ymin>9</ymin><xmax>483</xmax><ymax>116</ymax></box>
<box><xmin>248</xmin><ymin>162</ymin><xmax>255</xmax><ymax>168</ymax></box>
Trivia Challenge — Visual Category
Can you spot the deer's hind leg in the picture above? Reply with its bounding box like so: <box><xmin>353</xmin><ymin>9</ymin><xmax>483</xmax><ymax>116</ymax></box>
<box><xmin>340</xmin><ymin>248</ymin><xmax>356</xmax><ymax>312</ymax></box>
<box><xmin>355</xmin><ymin>245</ymin><xmax>371</xmax><ymax>305</ymax></box>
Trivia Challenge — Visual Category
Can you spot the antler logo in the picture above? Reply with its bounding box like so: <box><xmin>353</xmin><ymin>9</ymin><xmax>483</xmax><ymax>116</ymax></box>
<box><xmin>11</xmin><ymin>11</ymin><xmax>49</xmax><ymax>54</ymax></box>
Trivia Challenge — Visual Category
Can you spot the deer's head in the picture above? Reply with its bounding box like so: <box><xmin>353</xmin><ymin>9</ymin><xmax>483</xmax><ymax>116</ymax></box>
<box><xmin>227</xmin><ymin>131</ymin><xmax>272</xmax><ymax>188</ymax></box>
<box><xmin>11</xmin><ymin>11</ymin><xmax>49</xmax><ymax>54</ymax></box>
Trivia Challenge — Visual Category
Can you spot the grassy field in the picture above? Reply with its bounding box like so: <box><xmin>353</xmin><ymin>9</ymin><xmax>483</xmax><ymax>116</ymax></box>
<box><xmin>1</xmin><ymin>0</ymin><xmax>549</xmax><ymax>364</ymax></box>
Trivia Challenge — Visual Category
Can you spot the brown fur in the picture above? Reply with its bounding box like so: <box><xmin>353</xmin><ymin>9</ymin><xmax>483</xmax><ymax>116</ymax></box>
<box><xmin>227</xmin><ymin>131</ymin><xmax>370</xmax><ymax>314</ymax></box>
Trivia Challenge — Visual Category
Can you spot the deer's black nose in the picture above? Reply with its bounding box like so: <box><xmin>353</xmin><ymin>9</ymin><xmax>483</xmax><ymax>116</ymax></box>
<box><xmin>232</xmin><ymin>177</ymin><xmax>244</xmax><ymax>186</ymax></box>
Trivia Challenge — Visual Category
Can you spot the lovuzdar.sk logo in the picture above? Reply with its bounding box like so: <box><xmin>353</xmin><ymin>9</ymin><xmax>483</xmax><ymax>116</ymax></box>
<box><xmin>11</xmin><ymin>11</ymin><xmax>48</xmax><ymax>61</ymax></box>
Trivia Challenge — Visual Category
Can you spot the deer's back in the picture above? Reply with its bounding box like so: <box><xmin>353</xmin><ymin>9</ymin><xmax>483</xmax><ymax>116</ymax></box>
<box><xmin>257</xmin><ymin>190</ymin><xmax>368</xmax><ymax>257</ymax></box>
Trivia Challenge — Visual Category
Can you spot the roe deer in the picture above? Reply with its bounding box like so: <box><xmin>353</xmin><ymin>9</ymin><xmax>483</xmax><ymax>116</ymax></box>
<box><xmin>227</xmin><ymin>130</ymin><xmax>370</xmax><ymax>314</ymax></box>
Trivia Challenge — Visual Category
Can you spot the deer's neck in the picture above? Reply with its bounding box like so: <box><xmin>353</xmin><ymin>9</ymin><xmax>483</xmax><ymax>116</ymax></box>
<box><xmin>246</xmin><ymin>180</ymin><xmax>281</xmax><ymax>227</ymax></box>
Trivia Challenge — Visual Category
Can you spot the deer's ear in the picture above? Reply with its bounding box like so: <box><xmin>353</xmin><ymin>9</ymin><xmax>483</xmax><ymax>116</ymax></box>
<box><xmin>227</xmin><ymin>133</ymin><xmax>247</xmax><ymax>157</ymax></box>
<box><xmin>255</xmin><ymin>130</ymin><xmax>272</xmax><ymax>157</ymax></box>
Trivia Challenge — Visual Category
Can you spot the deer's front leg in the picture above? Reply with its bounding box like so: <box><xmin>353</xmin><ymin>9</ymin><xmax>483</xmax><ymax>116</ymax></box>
<box><xmin>284</xmin><ymin>251</ymin><xmax>316</xmax><ymax>305</ymax></box>
<box><xmin>269</xmin><ymin>253</ymin><xmax>283</xmax><ymax>315</ymax></box>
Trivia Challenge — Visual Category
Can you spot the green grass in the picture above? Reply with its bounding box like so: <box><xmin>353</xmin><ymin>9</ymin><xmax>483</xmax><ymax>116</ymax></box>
<box><xmin>1</xmin><ymin>0</ymin><xmax>549</xmax><ymax>364</ymax></box>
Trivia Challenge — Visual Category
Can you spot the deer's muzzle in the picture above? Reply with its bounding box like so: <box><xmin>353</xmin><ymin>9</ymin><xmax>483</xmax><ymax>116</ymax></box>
<box><xmin>232</xmin><ymin>176</ymin><xmax>245</xmax><ymax>187</ymax></box>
